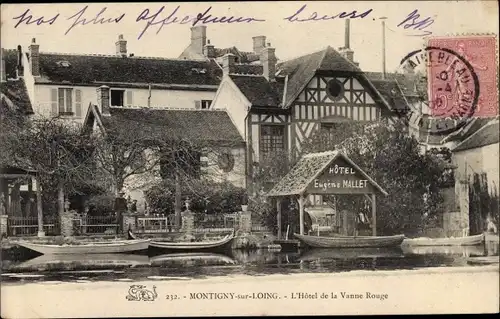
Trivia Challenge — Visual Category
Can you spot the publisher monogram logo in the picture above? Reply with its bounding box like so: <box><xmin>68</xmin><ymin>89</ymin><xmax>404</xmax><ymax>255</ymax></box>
<box><xmin>126</xmin><ymin>285</ymin><xmax>158</xmax><ymax>301</ymax></box>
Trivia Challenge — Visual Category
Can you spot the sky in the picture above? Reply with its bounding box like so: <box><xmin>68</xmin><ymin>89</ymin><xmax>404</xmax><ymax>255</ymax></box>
<box><xmin>1</xmin><ymin>1</ymin><xmax>498</xmax><ymax>73</ymax></box>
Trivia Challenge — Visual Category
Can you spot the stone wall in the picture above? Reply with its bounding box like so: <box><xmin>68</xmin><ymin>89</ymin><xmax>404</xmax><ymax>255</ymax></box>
<box><xmin>0</xmin><ymin>215</ymin><xmax>7</xmax><ymax>237</ymax></box>
<box><xmin>60</xmin><ymin>211</ymin><xmax>74</xmax><ymax>237</ymax></box>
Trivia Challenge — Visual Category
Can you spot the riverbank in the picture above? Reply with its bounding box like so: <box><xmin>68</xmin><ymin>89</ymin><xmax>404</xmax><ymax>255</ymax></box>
<box><xmin>1</xmin><ymin>265</ymin><xmax>498</xmax><ymax>317</ymax></box>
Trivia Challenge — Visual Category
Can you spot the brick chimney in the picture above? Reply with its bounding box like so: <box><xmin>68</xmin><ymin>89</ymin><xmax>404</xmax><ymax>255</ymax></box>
<box><xmin>16</xmin><ymin>45</ymin><xmax>24</xmax><ymax>78</ymax></box>
<box><xmin>338</xmin><ymin>19</ymin><xmax>358</xmax><ymax>66</ymax></box>
<box><xmin>222</xmin><ymin>54</ymin><xmax>236</xmax><ymax>76</ymax></box>
<box><xmin>204</xmin><ymin>39</ymin><xmax>215</xmax><ymax>59</ymax></box>
<box><xmin>252</xmin><ymin>36</ymin><xmax>266</xmax><ymax>55</ymax></box>
<box><xmin>190</xmin><ymin>26</ymin><xmax>207</xmax><ymax>55</ymax></box>
<box><xmin>28</xmin><ymin>38</ymin><xmax>40</xmax><ymax>76</ymax></box>
<box><xmin>1</xmin><ymin>49</ymin><xmax>6</xmax><ymax>82</ymax></box>
<box><xmin>97</xmin><ymin>85</ymin><xmax>111</xmax><ymax>116</ymax></box>
<box><xmin>261</xmin><ymin>43</ymin><xmax>277</xmax><ymax>82</ymax></box>
<box><xmin>116</xmin><ymin>34</ymin><xmax>127</xmax><ymax>57</ymax></box>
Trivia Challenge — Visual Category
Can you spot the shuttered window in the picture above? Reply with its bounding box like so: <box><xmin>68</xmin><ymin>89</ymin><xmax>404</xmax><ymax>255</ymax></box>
<box><xmin>51</xmin><ymin>88</ymin><xmax>82</xmax><ymax>117</ymax></box>
<box><xmin>57</xmin><ymin>88</ymin><xmax>73</xmax><ymax>115</ymax></box>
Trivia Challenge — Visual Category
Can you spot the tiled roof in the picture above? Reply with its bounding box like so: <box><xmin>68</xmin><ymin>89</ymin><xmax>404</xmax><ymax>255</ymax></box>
<box><xmin>452</xmin><ymin>119</ymin><xmax>499</xmax><ymax>152</ymax></box>
<box><xmin>100</xmin><ymin>107</ymin><xmax>244</xmax><ymax>146</ymax></box>
<box><xmin>267</xmin><ymin>151</ymin><xmax>387</xmax><ymax>197</ymax></box>
<box><xmin>233</xmin><ymin>64</ymin><xmax>263</xmax><ymax>75</ymax></box>
<box><xmin>365</xmin><ymin>72</ymin><xmax>424</xmax><ymax>98</ymax></box>
<box><xmin>370</xmin><ymin>79</ymin><xmax>410</xmax><ymax>113</ymax></box>
<box><xmin>229</xmin><ymin>75</ymin><xmax>282</xmax><ymax>107</ymax></box>
<box><xmin>214</xmin><ymin>47</ymin><xmax>260</xmax><ymax>63</ymax></box>
<box><xmin>277</xmin><ymin>47</ymin><xmax>391</xmax><ymax>111</ymax></box>
<box><xmin>179</xmin><ymin>45</ymin><xmax>262</xmax><ymax>63</ymax></box>
<box><xmin>410</xmin><ymin>114</ymin><xmax>497</xmax><ymax>146</ymax></box>
<box><xmin>442</xmin><ymin>117</ymin><xmax>495</xmax><ymax>143</ymax></box>
<box><xmin>0</xmin><ymin>79</ymin><xmax>33</xmax><ymax>114</ymax></box>
<box><xmin>37</xmin><ymin>53</ymin><xmax>222</xmax><ymax>86</ymax></box>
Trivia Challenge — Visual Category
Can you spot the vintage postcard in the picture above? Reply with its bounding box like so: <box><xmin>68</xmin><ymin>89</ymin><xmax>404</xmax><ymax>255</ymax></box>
<box><xmin>0</xmin><ymin>1</ymin><xmax>499</xmax><ymax>317</ymax></box>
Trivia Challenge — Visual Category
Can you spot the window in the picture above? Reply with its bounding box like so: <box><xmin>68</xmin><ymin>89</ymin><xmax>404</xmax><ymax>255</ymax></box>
<box><xmin>58</xmin><ymin>88</ymin><xmax>73</xmax><ymax>114</ymax></box>
<box><xmin>260</xmin><ymin>125</ymin><xmax>285</xmax><ymax>159</ymax></box>
<box><xmin>326</xmin><ymin>79</ymin><xmax>345</xmax><ymax>100</ymax></box>
<box><xmin>320</xmin><ymin>123</ymin><xmax>339</xmax><ymax>141</ymax></box>
<box><xmin>201</xmin><ymin>100</ymin><xmax>212</xmax><ymax>109</ymax></box>
<box><xmin>111</xmin><ymin>89</ymin><xmax>125</xmax><ymax>107</ymax></box>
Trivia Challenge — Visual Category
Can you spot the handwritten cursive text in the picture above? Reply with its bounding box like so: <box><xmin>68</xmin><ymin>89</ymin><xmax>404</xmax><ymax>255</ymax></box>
<box><xmin>12</xmin><ymin>9</ymin><xmax>59</xmax><ymax>28</ymax></box>
<box><xmin>136</xmin><ymin>6</ymin><xmax>196</xmax><ymax>40</ymax></box>
<box><xmin>397</xmin><ymin>10</ymin><xmax>434</xmax><ymax>36</ymax></box>
<box><xmin>65</xmin><ymin>6</ymin><xmax>125</xmax><ymax>35</ymax></box>
<box><xmin>284</xmin><ymin>4</ymin><xmax>373</xmax><ymax>22</ymax></box>
<box><xmin>192</xmin><ymin>6</ymin><xmax>266</xmax><ymax>27</ymax></box>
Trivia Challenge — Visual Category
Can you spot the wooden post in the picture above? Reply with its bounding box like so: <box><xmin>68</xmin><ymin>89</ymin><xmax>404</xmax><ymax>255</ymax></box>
<box><xmin>299</xmin><ymin>194</ymin><xmax>305</xmax><ymax>235</ymax></box>
<box><xmin>371</xmin><ymin>193</ymin><xmax>377</xmax><ymax>236</ymax></box>
<box><xmin>35</xmin><ymin>177</ymin><xmax>45</xmax><ymax>237</ymax></box>
<box><xmin>276</xmin><ymin>198</ymin><xmax>282</xmax><ymax>239</ymax></box>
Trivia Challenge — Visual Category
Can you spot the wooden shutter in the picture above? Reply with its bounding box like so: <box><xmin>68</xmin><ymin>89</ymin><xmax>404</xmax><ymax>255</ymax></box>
<box><xmin>194</xmin><ymin>100</ymin><xmax>201</xmax><ymax>110</ymax></box>
<box><xmin>50</xmin><ymin>88</ymin><xmax>58</xmax><ymax>115</ymax></box>
<box><xmin>75</xmin><ymin>89</ymin><xmax>82</xmax><ymax>117</ymax></box>
<box><xmin>58</xmin><ymin>88</ymin><xmax>65</xmax><ymax>114</ymax></box>
<box><xmin>66</xmin><ymin>89</ymin><xmax>73</xmax><ymax>113</ymax></box>
<box><xmin>126</xmin><ymin>90</ymin><xmax>133</xmax><ymax>107</ymax></box>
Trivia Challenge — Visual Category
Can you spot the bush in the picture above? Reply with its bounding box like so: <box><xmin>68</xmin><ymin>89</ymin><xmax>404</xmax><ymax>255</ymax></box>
<box><xmin>87</xmin><ymin>194</ymin><xmax>116</xmax><ymax>216</ymax></box>
<box><xmin>144</xmin><ymin>179</ymin><xmax>247</xmax><ymax>215</ymax></box>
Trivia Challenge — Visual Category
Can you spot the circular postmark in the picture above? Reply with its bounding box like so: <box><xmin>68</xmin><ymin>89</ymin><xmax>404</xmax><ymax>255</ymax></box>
<box><xmin>398</xmin><ymin>45</ymin><xmax>480</xmax><ymax>136</ymax></box>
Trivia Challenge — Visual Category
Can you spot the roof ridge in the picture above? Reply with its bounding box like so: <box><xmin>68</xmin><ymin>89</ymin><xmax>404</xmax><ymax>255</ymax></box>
<box><xmin>40</xmin><ymin>51</ymin><xmax>210</xmax><ymax>62</ymax></box>
<box><xmin>277</xmin><ymin>47</ymin><xmax>327</xmax><ymax>65</ymax></box>
<box><xmin>110</xmin><ymin>106</ymin><xmax>227</xmax><ymax>112</ymax></box>
<box><xmin>303</xmin><ymin>150</ymin><xmax>339</xmax><ymax>158</ymax></box>
<box><xmin>452</xmin><ymin>118</ymin><xmax>499</xmax><ymax>151</ymax></box>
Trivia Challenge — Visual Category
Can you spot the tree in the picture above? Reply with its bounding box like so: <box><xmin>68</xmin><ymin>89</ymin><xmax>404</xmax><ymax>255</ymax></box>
<box><xmin>1</xmin><ymin>115</ymin><xmax>96</xmax><ymax>218</ymax></box>
<box><xmin>301</xmin><ymin>120</ymin><xmax>447</xmax><ymax>235</ymax></box>
<box><xmin>90</xmin><ymin>116</ymin><xmax>162</xmax><ymax>195</ymax></box>
<box><xmin>90</xmin><ymin>115</ymin><xmax>246</xmax><ymax>229</ymax></box>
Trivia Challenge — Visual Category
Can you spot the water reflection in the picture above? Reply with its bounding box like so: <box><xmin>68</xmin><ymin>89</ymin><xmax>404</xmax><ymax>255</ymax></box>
<box><xmin>2</xmin><ymin>240</ymin><xmax>498</xmax><ymax>283</ymax></box>
<box><xmin>150</xmin><ymin>253</ymin><xmax>236</xmax><ymax>267</ymax></box>
<box><xmin>401</xmin><ymin>245</ymin><xmax>485</xmax><ymax>257</ymax></box>
<box><xmin>11</xmin><ymin>254</ymin><xmax>151</xmax><ymax>272</ymax></box>
<box><xmin>300</xmin><ymin>247</ymin><xmax>405</xmax><ymax>261</ymax></box>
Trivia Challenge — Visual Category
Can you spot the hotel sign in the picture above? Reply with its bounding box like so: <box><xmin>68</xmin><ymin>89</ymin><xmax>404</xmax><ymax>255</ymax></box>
<box><xmin>306</xmin><ymin>157</ymin><xmax>377</xmax><ymax>194</ymax></box>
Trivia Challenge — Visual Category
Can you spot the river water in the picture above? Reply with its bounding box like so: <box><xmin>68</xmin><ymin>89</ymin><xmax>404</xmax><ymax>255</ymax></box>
<box><xmin>1</xmin><ymin>241</ymin><xmax>498</xmax><ymax>284</ymax></box>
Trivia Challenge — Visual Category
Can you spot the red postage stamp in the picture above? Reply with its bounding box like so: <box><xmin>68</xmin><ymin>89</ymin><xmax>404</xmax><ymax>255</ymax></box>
<box><xmin>427</xmin><ymin>35</ymin><xmax>498</xmax><ymax>118</ymax></box>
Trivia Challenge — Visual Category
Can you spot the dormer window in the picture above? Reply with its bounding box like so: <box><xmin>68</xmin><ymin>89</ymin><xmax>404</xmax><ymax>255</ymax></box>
<box><xmin>201</xmin><ymin>100</ymin><xmax>212</xmax><ymax>109</ymax></box>
<box><xmin>56</xmin><ymin>60</ymin><xmax>71</xmax><ymax>67</ymax></box>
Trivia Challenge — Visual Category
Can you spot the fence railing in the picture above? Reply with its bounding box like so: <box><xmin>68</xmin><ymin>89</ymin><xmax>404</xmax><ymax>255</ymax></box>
<box><xmin>7</xmin><ymin>216</ymin><xmax>60</xmax><ymax>237</ymax></box>
<box><xmin>73</xmin><ymin>215</ymin><xmax>119</xmax><ymax>235</ymax></box>
<box><xmin>136</xmin><ymin>215</ymin><xmax>176</xmax><ymax>233</ymax></box>
<box><xmin>251</xmin><ymin>225</ymin><xmax>271</xmax><ymax>232</ymax></box>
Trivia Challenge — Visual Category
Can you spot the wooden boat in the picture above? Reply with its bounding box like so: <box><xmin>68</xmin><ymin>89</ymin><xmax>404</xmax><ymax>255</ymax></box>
<box><xmin>129</xmin><ymin>230</ymin><xmax>234</xmax><ymax>251</ymax></box>
<box><xmin>300</xmin><ymin>247</ymin><xmax>404</xmax><ymax>261</ymax></box>
<box><xmin>402</xmin><ymin>233</ymin><xmax>485</xmax><ymax>247</ymax></box>
<box><xmin>17</xmin><ymin>239</ymin><xmax>151</xmax><ymax>255</ymax></box>
<box><xmin>294</xmin><ymin>233</ymin><xmax>405</xmax><ymax>248</ymax></box>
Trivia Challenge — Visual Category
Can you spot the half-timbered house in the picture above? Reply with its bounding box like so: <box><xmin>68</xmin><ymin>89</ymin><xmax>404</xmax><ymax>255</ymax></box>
<box><xmin>211</xmin><ymin>21</ymin><xmax>414</xmax><ymax>195</ymax></box>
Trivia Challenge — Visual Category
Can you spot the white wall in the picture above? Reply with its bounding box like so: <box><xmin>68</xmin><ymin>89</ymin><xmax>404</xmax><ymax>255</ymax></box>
<box><xmin>211</xmin><ymin>77</ymin><xmax>250</xmax><ymax>137</ymax></box>
<box><xmin>32</xmin><ymin>84</ymin><xmax>216</xmax><ymax>123</ymax></box>
<box><xmin>453</xmin><ymin>142</ymin><xmax>500</xmax><ymax>193</ymax></box>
